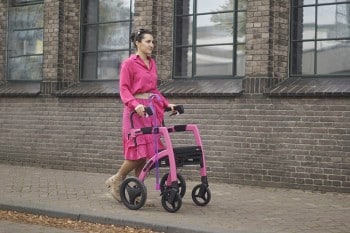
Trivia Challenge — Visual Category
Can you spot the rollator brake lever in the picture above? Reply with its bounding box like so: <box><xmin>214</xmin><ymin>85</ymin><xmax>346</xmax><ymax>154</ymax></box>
<box><xmin>144</xmin><ymin>106</ymin><xmax>153</xmax><ymax>117</ymax></box>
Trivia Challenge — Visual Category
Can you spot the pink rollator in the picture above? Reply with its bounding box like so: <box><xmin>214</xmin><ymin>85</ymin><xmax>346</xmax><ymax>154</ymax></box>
<box><xmin>119</xmin><ymin>103</ymin><xmax>211</xmax><ymax>213</ymax></box>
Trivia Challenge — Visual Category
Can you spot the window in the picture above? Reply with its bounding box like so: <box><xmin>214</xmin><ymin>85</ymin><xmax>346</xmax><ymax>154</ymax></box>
<box><xmin>174</xmin><ymin>0</ymin><xmax>246</xmax><ymax>79</ymax></box>
<box><xmin>81</xmin><ymin>0</ymin><xmax>133</xmax><ymax>80</ymax></box>
<box><xmin>291</xmin><ymin>0</ymin><xmax>350</xmax><ymax>76</ymax></box>
<box><xmin>7</xmin><ymin>0</ymin><xmax>44</xmax><ymax>81</ymax></box>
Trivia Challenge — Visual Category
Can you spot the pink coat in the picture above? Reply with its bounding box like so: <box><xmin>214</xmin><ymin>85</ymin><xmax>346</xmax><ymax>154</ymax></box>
<box><xmin>119</xmin><ymin>54</ymin><xmax>169</xmax><ymax>160</ymax></box>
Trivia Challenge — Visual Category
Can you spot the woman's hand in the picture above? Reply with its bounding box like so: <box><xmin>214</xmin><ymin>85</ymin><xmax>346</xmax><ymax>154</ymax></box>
<box><xmin>167</xmin><ymin>104</ymin><xmax>176</xmax><ymax>111</ymax></box>
<box><xmin>135</xmin><ymin>104</ymin><xmax>145</xmax><ymax>116</ymax></box>
<box><xmin>167</xmin><ymin>104</ymin><xmax>177</xmax><ymax>116</ymax></box>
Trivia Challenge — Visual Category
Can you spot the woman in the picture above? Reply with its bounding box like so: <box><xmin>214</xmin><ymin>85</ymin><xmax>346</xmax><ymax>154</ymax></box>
<box><xmin>105</xmin><ymin>29</ymin><xmax>176</xmax><ymax>201</ymax></box>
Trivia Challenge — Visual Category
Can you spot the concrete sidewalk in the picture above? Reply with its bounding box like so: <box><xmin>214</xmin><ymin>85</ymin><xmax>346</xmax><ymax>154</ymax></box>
<box><xmin>0</xmin><ymin>164</ymin><xmax>349</xmax><ymax>233</ymax></box>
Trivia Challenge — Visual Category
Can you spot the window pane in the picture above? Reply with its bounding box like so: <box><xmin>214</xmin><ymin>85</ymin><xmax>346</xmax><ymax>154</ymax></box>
<box><xmin>197</xmin><ymin>13</ymin><xmax>233</xmax><ymax>45</ymax></box>
<box><xmin>318</xmin><ymin>0</ymin><xmax>350</xmax><ymax>4</ymax></box>
<box><xmin>197</xmin><ymin>0</ymin><xmax>233</xmax><ymax>13</ymax></box>
<box><xmin>8</xmin><ymin>29</ymin><xmax>43</xmax><ymax>56</ymax></box>
<box><xmin>8</xmin><ymin>2</ymin><xmax>43</xmax><ymax>81</ymax></box>
<box><xmin>81</xmin><ymin>0</ymin><xmax>132</xmax><ymax>80</ymax></box>
<box><xmin>175</xmin><ymin>0</ymin><xmax>193</xmax><ymax>15</ymax></box>
<box><xmin>292</xmin><ymin>6</ymin><xmax>316</xmax><ymax>40</ymax></box>
<box><xmin>8</xmin><ymin>56</ymin><xmax>42</xmax><ymax>80</ymax></box>
<box><xmin>174</xmin><ymin>47</ymin><xmax>192</xmax><ymax>77</ymax></box>
<box><xmin>83</xmin><ymin>0</ymin><xmax>98</xmax><ymax>24</ymax></box>
<box><xmin>291</xmin><ymin>41</ymin><xmax>315</xmax><ymax>75</ymax></box>
<box><xmin>317</xmin><ymin>40</ymin><xmax>350</xmax><ymax>74</ymax></box>
<box><xmin>9</xmin><ymin>4</ymin><xmax>43</xmax><ymax>29</ymax></box>
<box><xmin>236</xmin><ymin>44</ymin><xmax>245</xmax><ymax>76</ymax></box>
<box><xmin>317</xmin><ymin>4</ymin><xmax>350</xmax><ymax>39</ymax></box>
<box><xmin>238</xmin><ymin>0</ymin><xmax>247</xmax><ymax>10</ymax></box>
<box><xmin>82</xmin><ymin>25</ymin><xmax>97</xmax><ymax>51</ymax></box>
<box><xmin>98</xmin><ymin>51</ymin><xmax>128</xmax><ymax>79</ymax></box>
<box><xmin>98</xmin><ymin>22</ymin><xmax>130</xmax><ymax>50</ymax></box>
<box><xmin>100</xmin><ymin>0</ymin><xmax>131</xmax><ymax>22</ymax></box>
<box><xmin>82</xmin><ymin>53</ymin><xmax>97</xmax><ymax>80</ymax></box>
<box><xmin>174</xmin><ymin>1</ymin><xmax>246</xmax><ymax>78</ymax></box>
<box><xmin>296</xmin><ymin>7</ymin><xmax>315</xmax><ymax>40</ymax></box>
<box><xmin>237</xmin><ymin>12</ymin><xmax>246</xmax><ymax>42</ymax></box>
<box><xmin>196</xmin><ymin>45</ymin><xmax>233</xmax><ymax>76</ymax></box>
<box><xmin>303</xmin><ymin>0</ymin><xmax>316</xmax><ymax>5</ymax></box>
<box><xmin>175</xmin><ymin>16</ymin><xmax>193</xmax><ymax>46</ymax></box>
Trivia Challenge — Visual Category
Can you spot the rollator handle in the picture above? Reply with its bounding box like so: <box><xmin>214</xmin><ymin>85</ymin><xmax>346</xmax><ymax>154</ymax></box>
<box><xmin>165</xmin><ymin>105</ymin><xmax>184</xmax><ymax>115</ymax></box>
<box><xmin>144</xmin><ymin>106</ymin><xmax>153</xmax><ymax>117</ymax></box>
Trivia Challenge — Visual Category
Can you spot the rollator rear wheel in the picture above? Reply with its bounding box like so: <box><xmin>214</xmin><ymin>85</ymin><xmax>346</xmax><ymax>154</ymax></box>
<box><xmin>160</xmin><ymin>173</ymin><xmax>186</xmax><ymax>198</ymax></box>
<box><xmin>161</xmin><ymin>190</ymin><xmax>182</xmax><ymax>213</ymax></box>
<box><xmin>191</xmin><ymin>184</ymin><xmax>211</xmax><ymax>206</ymax></box>
<box><xmin>120</xmin><ymin>177</ymin><xmax>147</xmax><ymax>210</ymax></box>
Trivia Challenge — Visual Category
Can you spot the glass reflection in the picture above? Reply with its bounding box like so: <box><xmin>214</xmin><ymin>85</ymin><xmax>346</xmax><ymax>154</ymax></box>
<box><xmin>99</xmin><ymin>0</ymin><xmax>130</xmax><ymax>23</ymax></box>
<box><xmin>8</xmin><ymin>56</ymin><xmax>42</xmax><ymax>80</ymax></box>
<box><xmin>174</xmin><ymin>47</ymin><xmax>192</xmax><ymax>77</ymax></box>
<box><xmin>302</xmin><ymin>7</ymin><xmax>315</xmax><ymax>40</ymax></box>
<box><xmin>291</xmin><ymin>41</ymin><xmax>315</xmax><ymax>75</ymax></box>
<box><xmin>9</xmin><ymin>4</ymin><xmax>43</xmax><ymax>29</ymax></box>
<box><xmin>317</xmin><ymin>40</ymin><xmax>350</xmax><ymax>75</ymax></box>
<box><xmin>197</xmin><ymin>0</ymin><xmax>233</xmax><ymax>13</ymax></box>
<box><xmin>8</xmin><ymin>2</ymin><xmax>43</xmax><ymax>80</ymax></box>
<box><xmin>82</xmin><ymin>25</ymin><xmax>97</xmax><ymax>51</ymax></box>
<box><xmin>98</xmin><ymin>22</ymin><xmax>129</xmax><ymax>50</ymax></box>
<box><xmin>175</xmin><ymin>16</ymin><xmax>193</xmax><ymax>46</ymax></box>
<box><xmin>82</xmin><ymin>53</ymin><xmax>97</xmax><ymax>80</ymax></box>
<box><xmin>98</xmin><ymin>51</ymin><xmax>128</xmax><ymax>79</ymax></box>
<box><xmin>197</xmin><ymin>13</ymin><xmax>233</xmax><ymax>45</ymax></box>
<box><xmin>318</xmin><ymin>4</ymin><xmax>350</xmax><ymax>39</ymax></box>
<box><xmin>8</xmin><ymin>29</ymin><xmax>43</xmax><ymax>56</ymax></box>
<box><xmin>175</xmin><ymin>0</ymin><xmax>193</xmax><ymax>15</ymax></box>
<box><xmin>196</xmin><ymin>45</ymin><xmax>233</xmax><ymax>76</ymax></box>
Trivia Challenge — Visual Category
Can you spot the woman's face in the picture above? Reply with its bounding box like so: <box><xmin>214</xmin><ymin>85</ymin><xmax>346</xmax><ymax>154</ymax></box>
<box><xmin>136</xmin><ymin>33</ymin><xmax>154</xmax><ymax>57</ymax></box>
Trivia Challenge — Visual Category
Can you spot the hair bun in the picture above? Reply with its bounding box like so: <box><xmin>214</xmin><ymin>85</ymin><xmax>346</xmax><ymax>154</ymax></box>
<box><xmin>130</xmin><ymin>32</ymin><xmax>136</xmax><ymax>42</ymax></box>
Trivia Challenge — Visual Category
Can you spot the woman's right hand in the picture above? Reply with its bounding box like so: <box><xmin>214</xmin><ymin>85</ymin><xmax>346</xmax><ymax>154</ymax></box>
<box><xmin>135</xmin><ymin>104</ymin><xmax>145</xmax><ymax>116</ymax></box>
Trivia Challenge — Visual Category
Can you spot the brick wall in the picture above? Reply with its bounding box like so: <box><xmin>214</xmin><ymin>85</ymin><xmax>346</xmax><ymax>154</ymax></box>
<box><xmin>0</xmin><ymin>96</ymin><xmax>349</xmax><ymax>192</ymax></box>
<box><xmin>244</xmin><ymin>0</ymin><xmax>289</xmax><ymax>93</ymax></box>
<box><xmin>41</xmin><ymin>0</ymin><xmax>79</xmax><ymax>94</ymax></box>
<box><xmin>0</xmin><ymin>97</ymin><xmax>122</xmax><ymax>173</ymax></box>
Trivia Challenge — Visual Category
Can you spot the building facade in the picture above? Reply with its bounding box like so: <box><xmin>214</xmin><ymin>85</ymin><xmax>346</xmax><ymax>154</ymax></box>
<box><xmin>0</xmin><ymin>0</ymin><xmax>349</xmax><ymax>193</ymax></box>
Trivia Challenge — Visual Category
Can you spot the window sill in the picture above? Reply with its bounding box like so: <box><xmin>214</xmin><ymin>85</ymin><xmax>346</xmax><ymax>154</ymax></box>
<box><xmin>54</xmin><ymin>79</ymin><xmax>243</xmax><ymax>97</ymax></box>
<box><xmin>0</xmin><ymin>79</ymin><xmax>243</xmax><ymax>97</ymax></box>
<box><xmin>264</xmin><ymin>77</ymin><xmax>350</xmax><ymax>97</ymax></box>
<box><xmin>0</xmin><ymin>82</ymin><xmax>41</xmax><ymax>97</ymax></box>
<box><xmin>54</xmin><ymin>81</ymin><xmax>118</xmax><ymax>97</ymax></box>
<box><xmin>159</xmin><ymin>79</ymin><xmax>243</xmax><ymax>97</ymax></box>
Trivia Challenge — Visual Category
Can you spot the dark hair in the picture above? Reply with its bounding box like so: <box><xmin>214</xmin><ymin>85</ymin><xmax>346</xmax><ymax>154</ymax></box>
<box><xmin>130</xmin><ymin>28</ymin><xmax>152</xmax><ymax>48</ymax></box>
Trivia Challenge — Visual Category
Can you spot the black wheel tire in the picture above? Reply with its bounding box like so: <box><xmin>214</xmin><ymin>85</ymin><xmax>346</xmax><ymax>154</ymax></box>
<box><xmin>161</xmin><ymin>190</ymin><xmax>182</xmax><ymax>213</ymax></box>
<box><xmin>191</xmin><ymin>184</ymin><xmax>211</xmax><ymax>206</ymax></box>
<box><xmin>160</xmin><ymin>173</ymin><xmax>186</xmax><ymax>198</ymax></box>
<box><xmin>120</xmin><ymin>177</ymin><xmax>147</xmax><ymax>210</ymax></box>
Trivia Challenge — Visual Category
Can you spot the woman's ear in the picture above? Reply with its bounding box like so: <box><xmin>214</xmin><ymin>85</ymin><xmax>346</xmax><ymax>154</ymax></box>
<box><xmin>135</xmin><ymin>40</ymin><xmax>140</xmax><ymax>49</ymax></box>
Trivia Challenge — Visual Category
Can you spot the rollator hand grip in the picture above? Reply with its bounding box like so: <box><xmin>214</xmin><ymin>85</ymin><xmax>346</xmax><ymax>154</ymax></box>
<box><xmin>144</xmin><ymin>106</ymin><xmax>153</xmax><ymax>117</ymax></box>
<box><xmin>165</xmin><ymin>105</ymin><xmax>184</xmax><ymax>115</ymax></box>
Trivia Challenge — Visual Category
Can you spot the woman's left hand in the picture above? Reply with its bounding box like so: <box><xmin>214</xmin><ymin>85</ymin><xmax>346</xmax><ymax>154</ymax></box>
<box><xmin>167</xmin><ymin>104</ymin><xmax>177</xmax><ymax>115</ymax></box>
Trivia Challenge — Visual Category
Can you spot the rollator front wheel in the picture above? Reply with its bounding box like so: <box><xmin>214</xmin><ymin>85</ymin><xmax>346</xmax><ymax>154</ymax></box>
<box><xmin>191</xmin><ymin>184</ymin><xmax>211</xmax><ymax>206</ymax></box>
<box><xmin>161</xmin><ymin>190</ymin><xmax>182</xmax><ymax>213</ymax></box>
<box><xmin>120</xmin><ymin>177</ymin><xmax>147</xmax><ymax>210</ymax></box>
<box><xmin>160</xmin><ymin>173</ymin><xmax>186</xmax><ymax>198</ymax></box>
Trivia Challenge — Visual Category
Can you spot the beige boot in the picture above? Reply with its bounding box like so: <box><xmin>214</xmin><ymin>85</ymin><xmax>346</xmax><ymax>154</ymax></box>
<box><xmin>107</xmin><ymin>173</ymin><xmax>124</xmax><ymax>202</ymax></box>
<box><xmin>105</xmin><ymin>174</ymin><xmax>116</xmax><ymax>188</ymax></box>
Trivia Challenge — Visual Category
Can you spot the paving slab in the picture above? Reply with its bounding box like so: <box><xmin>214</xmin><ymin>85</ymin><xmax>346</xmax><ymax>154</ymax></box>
<box><xmin>0</xmin><ymin>164</ymin><xmax>349</xmax><ymax>233</ymax></box>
